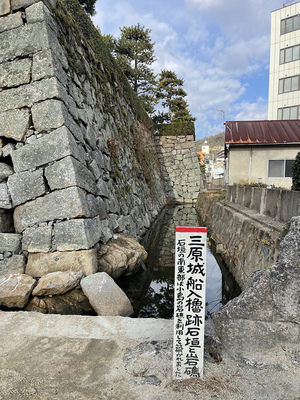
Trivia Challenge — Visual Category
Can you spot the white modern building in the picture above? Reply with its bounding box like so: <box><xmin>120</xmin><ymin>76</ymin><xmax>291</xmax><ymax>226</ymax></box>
<box><xmin>268</xmin><ymin>1</ymin><xmax>300</xmax><ymax>120</ymax></box>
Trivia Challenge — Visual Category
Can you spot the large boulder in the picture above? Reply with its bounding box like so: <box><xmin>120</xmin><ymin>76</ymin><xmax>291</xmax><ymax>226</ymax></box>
<box><xmin>0</xmin><ymin>273</ymin><xmax>36</xmax><ymax>308</ymax></box>
<box><xmin>26</xmin><ymin>249</ymin><xmax>97</xmax><ymax>277</ymax></box>
<box><xmin>32</xmin><ymin>271</ymin><xmax>84</xmax><ymax>296</ymax></box>
<box><xmin>97</xmin><ymin>235</ymin><xmax>147</xmax><ymax>279</ymax></box>
<box><xmin>213</xmin><ymin>216</ymin><xmax>300</xmax><ymax>361</ymax></box>
<box><xmin>25</xmin><ymin>289</ymin><xmax>96</xmax><ymax>315</ymax></box>
<box><xmin>81</xmin><ymin>272</ymin><xmax>133</xmax><ymax>317</ymax></box>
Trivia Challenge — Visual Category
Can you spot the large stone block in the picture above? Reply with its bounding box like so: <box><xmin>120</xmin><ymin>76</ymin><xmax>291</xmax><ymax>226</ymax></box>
<box><xmin>0</xmin><ymin>273</ymin><xmax>36</xmax><ymax>308</ymax></box>
<box><xmin>0</xmin><ymin>255</ymin><xmax>25</xmax><ymax>275</ymax></box>
<box><xmin>0</xmin><ymin>22</ymin><xmax>50</xmax><ymax>63</ymax></box>
<box><xmin>0</xmin><ymin>12</ymin><xmax>22</xmax><ymax>32</ymax></box>
<box><xmin>0</xmin><ymin>58</ymin><xmax>31</xmax><ymax>88</ymax></box>
<box><xmin>32</xmin><ymin>271</ymin><xmax>84</xmax><ymax>297</ymax></box>
<box><xmin>26</xmin><ymin>249</ymin><xmax>97</xmax><ymax>277</ymax></box>
<box><xmin>81</xmin><ymin>272</ymin><xmax>133</xmax><ymax>316</ymax></box>
<box><xmin>0</xmin><ymin>183</ymin><xmax>12</xmax><ymax>209</ymax></box>
<box><xmin>26</xmin><ymin>1</ymin><xmax>56</xmax><ymax>27</ymax></box>
<box><xmin>31</xmin><ymin>99</ymin><xmax>68</xmax><ymax>132</ymax></box>
<box><xmin>22</xmin><ymin>226</ymin><xmax>52</xmax><ymax>253</ymax></box>
<box><xmin>0</xmin><ymin>233</ymin><xmax>21</xmax><ymax>253</ymax></box>
<box><xmin>11</xmin><ymin>126</ymin><xmax>84</xmax><ymax>173</ymax></box>
<box><xmin>0</xmin><ymin>0</ymin><xmax>10</xmax><ymax>16</ymax></box>
<box><xmin>54</xmin><ymin>217</ymin><xmax>102</xmax><ymax>251</ymax></box>
<box><xmin>11</xmin><ymin>0</ymin><xmax>40</xmax><ymax>9</ymax></box>
<box><xmin>45</xmin><ymin>156</ymin><xmax>96</xmax><ymax>194</ymax></box>
<box><xmin>7</xmin><ymin>169</ymin><xmax>46</xmax><ymax>207</ymax></box>
<box><xmin>32</xmin><ymin>48</ymin><xmax>68</xmax><ymax>84</ymax></box>
<box><xmin>12</xmin><ymin>0</ymin><xmax>58</xmax><ymax>11</ymax></box>
<box><xmin>0</xmin><ymin>77</ymin><xmax>61</xmax><ymax>112</ymax></box>
<box><xmin>14</xmin><ymin>187</ymin><xmax>91</xmax><ymax>233</ymax></box>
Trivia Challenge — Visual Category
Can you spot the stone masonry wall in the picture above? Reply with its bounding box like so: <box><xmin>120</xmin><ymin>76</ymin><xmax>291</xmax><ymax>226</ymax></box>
<box><xmin>196</xmin><ymin>193</ymin><xmax>284</xmax><ymax>290</ymax></box>
<box><xmin>154</xmin><ymin>135</ymin><xmax>201</xmax><ymax>203</ymax></box>
<box><xmin>0</xmin><ymin>0</ymin><xmax>166</xmax><ymax>277</ymax></box>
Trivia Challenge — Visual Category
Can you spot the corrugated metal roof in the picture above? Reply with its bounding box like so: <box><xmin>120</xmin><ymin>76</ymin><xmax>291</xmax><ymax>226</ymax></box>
<box><xmin>225</xmin><ymin>120</ymin><xmax>300</xmax><ymax>144</ymax></box>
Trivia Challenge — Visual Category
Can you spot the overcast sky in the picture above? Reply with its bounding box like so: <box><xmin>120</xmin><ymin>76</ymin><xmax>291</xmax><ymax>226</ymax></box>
<box><xmin>92</xmin><ymin>0</ymin><xmax>285</xmax><ymax>139</ymax></box>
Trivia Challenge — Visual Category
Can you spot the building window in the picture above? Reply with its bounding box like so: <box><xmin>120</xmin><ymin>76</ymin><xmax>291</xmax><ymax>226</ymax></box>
<box><xmin>268</xmin><ymin>159</ymin><xmax>294</xmax><ymax>178</ymax></box>
<box><xmin>280</xmin><ymin>44</ymin><xmax>300</xmax><ymax>64</ymax></box>
<box><xmin>279</xmin><ymin>75</ymin><xmax>300</xmax><ymax>94</ymax></box>
<box><xmin>281</xmin><ymin>15</ymin><xmax>300</xmax><ymax>34</ymax></box>
<box><xmin>278</xmin><ymin>105</ymin><xmax>300</xmax><ymax>120</ymax></box>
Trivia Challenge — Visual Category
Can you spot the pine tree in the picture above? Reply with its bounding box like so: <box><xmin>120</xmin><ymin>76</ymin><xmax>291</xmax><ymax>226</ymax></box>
<box><xmin>78</xmin><ymin>0</ymin><xmax>97</xmax><ymax>16</ymax></box>
<box><xmin>155</xmin><ymin>70</ymin><xmax>196</xmax><ymax>123</ymax></box>
<box><xmin>114</xmin><ymin>24</ymin><xmax>157</xmax><ymax>114</ymax></box>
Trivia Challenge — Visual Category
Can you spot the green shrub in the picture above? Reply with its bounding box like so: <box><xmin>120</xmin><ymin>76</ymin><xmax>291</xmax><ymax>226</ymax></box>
<box><xmin>292</xmin><ymin>151</ymin><xmax>300</xmax><ymax>191</ymax></box>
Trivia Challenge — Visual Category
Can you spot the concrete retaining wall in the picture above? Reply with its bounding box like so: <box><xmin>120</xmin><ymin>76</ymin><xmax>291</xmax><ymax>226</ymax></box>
<box><xmin>226</xmin><ymin>185</ymin><xmax>300</xmax><ymax>222</ymax></box>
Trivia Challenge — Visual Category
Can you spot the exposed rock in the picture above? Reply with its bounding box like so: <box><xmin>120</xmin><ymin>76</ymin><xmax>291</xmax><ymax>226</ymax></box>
<box><xmin>0</xmin><ymin>255</ymin><xmax>26</xmax><ymax>275</ymax></box>
<box><xmin>0</xmin><ymin>233</ymin><xmax>21</xmax><ymax>253</ymax></box>
<box><xmin>0</xmin><ymin>109</ymin><xmax>30</xmax><ymax>142</ymax></box>
<box><xmin>0</xmin><ymin>162</ymin><xmax>13</xmax><ymax>180</ymax></box>
<box><xmin>0</xmin><ymin>58</ymin><xmax>31</xmax><ymax>87</ymax></box>
<box><xmin>0</xmin><ymin>273</ymin><xmax>36</xmax><ymax>308</ymax></box>
<box><xmin>213</xmin><ymin>216</ymin><xmax>300</xmax><ymax>360</ymax></box>
<box><xmin>7</xmin><ymin>169</ymin><xmax>46</xmax><ymax>207</ymax></box>
<box><xmin>216</xmin><ymin>244</ymin><xmax>224</xmax><ymax>254</ymax></box>
<box><xmin>26</xmin><ymin>249</ymin><xmax>97</xmax><ymax>277</ymax></box>
<box><xmin>97</xmin><ymin>235</ymin><xmax>147</xmax><ymax>279</ymax></box>
<box><xmin>54</xmin><ymin>217</ymin><xmax>102</xmax><ymax>251</ymax></box>
<box><xmin>2</xmin><ymin>143</ymin><xmax>16</xmax><ymax>158</ymax></box>
<box><xmin>11</xmin><ymin>126</ymin><xmax>85</xmax><ymax>173</ymax></box>
<box><xmin>81</xmin><ymin>272</ymin><xmax>133</xmax><ymax>316</ymax></box>
<box><xmin>45</xmin><ymin>155</ymin><xmax>96</xmax><ymax>194</ymax></box>
<box><xmin>32</xmin><ymin>271</ymin><xmax>84</xmax><ymax>296</ymax></box>
<box><xmin>22</xmin><ymin>225</ymin><xmax>52</xmax><ymax>253</ymax></box>
<box><xmin>24</xmin><ymin>289</ymin><xmax>96</xmax><ymax>315</ymax></box>
<box><xmin>13</xmin><ymin>186</ymin><xmax>91</xmax><ymax>233</ymax></box>
<box><xmin>0</xmin><ymin>0</ymin><xmax>10</xmax><ymax>16</ymax></box>
<box><xmin>0</xmin><ymin>182</ymin><xmax>12</xmax><ymax>209</ymax></box>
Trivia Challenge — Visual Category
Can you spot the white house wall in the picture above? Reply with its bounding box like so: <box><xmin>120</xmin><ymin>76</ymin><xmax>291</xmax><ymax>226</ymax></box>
<box><xmin>228</xmin><ymin>146</ymin><xmax>300</xmax><ymax>188</ymax></box>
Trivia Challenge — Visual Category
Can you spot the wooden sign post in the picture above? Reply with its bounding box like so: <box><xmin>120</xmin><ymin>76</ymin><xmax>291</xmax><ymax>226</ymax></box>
<box><xmin>173</xmin><ymin>226</ymin><xmax>207</xmax><ymax>379</ymax></box>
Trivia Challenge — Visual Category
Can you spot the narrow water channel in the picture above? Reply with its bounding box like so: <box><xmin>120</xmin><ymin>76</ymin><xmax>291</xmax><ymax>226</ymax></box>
<box><xmin>117</xmin><ymin>205</ymin><xmax>241</xmax><ymax>319</ymax></box>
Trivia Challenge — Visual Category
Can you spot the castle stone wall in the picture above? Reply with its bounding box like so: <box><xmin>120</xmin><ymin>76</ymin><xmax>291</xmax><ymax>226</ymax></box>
<box><xmin>0</xmin><ymin>0</ymin><xmax>166</xmax><ymax>276</ymax></box>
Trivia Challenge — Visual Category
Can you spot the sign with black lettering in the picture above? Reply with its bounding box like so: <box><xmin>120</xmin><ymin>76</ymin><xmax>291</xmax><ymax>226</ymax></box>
<box><xmin>173</xmin><ymin>226</ymin><xmax>207</xmax><ymax>379</ymax></box>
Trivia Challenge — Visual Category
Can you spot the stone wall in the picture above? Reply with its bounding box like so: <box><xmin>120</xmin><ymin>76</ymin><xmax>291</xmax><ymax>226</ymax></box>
<box><xmin>196</xmin><ymin>192</ymin><xmax>284</xmax><ymax>290</ymax></box>
<box><xmin>213</xmin><ymin>216</ymin><xmax>300</xmax><ymax>363</ymax></box>
<box><xmin>154</xmin><ymin>135</ymin><xmax>201</xmax><ymax>203</ymax></box>
<box><xmin>0</xmin><ymin>0</ymin><xmax>166</xmax><ymax>277</ymax></box>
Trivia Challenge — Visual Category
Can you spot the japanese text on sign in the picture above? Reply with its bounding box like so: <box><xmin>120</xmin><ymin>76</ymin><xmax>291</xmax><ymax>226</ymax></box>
<box><xmin>173</xmin><ymin>226</ymin><xmax>207</xmax><ymax>379</ymax></box>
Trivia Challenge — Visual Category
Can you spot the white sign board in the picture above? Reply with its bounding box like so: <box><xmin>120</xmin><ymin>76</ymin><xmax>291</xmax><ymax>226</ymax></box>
<box><xmin>173</xmin><ymin>226</ymin><xmax>207</xmax><ymax>379</ymax></box>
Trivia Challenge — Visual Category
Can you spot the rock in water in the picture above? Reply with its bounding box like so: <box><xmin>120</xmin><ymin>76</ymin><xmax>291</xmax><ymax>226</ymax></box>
<box><xmin>32</xmin><ymin>271</ymin><xmax>84</xmax><ymax>296</ymax></box>
<box><xmin>97</xmin><ymin>234</ymin><xmax>147</xmax><ymax>279</ymax></box>
<box><xmin>0</xmin><ymin>273</ymin><xmax>36</xmax><ymax>308</ymax></box>
<box><xmin>25</xmin><ymin>289</ymin><xmax>96</xmax><ymax>315</ymax></box>
<box><xmin>81</xmin><ymin>272</ymin><xmax>133</xmax><ymax>316</ymax></box>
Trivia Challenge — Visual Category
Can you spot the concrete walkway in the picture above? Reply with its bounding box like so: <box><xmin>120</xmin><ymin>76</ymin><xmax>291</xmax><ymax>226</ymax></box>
<box><xmin>0</xmin><ymin>312</ymin><xmax>299</xmax><ymax>399</ymax></box>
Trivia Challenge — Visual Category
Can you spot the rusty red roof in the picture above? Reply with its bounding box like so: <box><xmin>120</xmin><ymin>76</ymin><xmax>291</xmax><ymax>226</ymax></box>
<box><xmin>225</xmin><ymin>120</ymin><xmax>300</xmax><ymax>144</ymax></box>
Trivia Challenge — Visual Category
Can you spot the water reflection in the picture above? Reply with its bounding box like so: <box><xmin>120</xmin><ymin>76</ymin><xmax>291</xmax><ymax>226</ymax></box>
<box><xmin>117</xmin><ymin>205</ymin><xmax>240</xmax><ymax>318</ymax></box>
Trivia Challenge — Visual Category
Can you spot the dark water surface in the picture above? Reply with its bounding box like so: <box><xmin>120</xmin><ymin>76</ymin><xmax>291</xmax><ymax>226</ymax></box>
<box><xmin>117</xmin><ymin>205</ymin><xmax>241</xmax><ymax>319</ymax></box>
